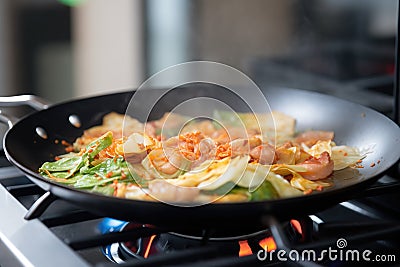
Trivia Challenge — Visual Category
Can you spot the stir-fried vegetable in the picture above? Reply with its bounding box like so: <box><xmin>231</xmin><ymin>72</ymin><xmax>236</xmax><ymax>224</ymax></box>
<box><xmin>250</xmin><ymin>180</ymin><xmax>279</xmax><ymax>201</ymax></box>
<box><xmin>40</xmin><ymin>132</ymin><xmax>135</xmax><ymax>191</ymax></box>
<box><xmin>39</xmin><ymin>111</ymin><xmax>366</xmax><ymax>202</ymax></box>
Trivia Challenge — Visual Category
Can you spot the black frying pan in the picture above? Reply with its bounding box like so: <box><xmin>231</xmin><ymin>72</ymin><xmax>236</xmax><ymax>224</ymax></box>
<box><xmin>1</xmin><ymin>86</ymin><xmax>400</xmax><ymax>230</ymax></box>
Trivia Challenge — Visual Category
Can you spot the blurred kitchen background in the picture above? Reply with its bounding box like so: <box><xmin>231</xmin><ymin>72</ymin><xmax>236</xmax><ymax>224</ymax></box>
<box><xmin>0</xmin><ymin>0</ymin><xmax>397</xmax><ymax>108</ymax></box>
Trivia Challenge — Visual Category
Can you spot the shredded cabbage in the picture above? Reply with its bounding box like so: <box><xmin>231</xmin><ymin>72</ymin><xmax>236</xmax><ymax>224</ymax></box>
<box><xmin>331</xmin><ymin>145</ymin><xmax>364</xmax><ymax>170</ymax></box>
<box><xmin>266</xmin><ymin>172</ymin><xmax>302</xmax><ymax>197</ymax></box>
<box><xmin>302</xmin><ymin>140</ymin><xmax>332</xmax><ymax>157</ymax></box>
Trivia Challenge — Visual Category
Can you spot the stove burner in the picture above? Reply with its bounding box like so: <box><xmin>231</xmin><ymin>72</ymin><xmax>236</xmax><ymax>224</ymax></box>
<box><xmin>101</xmin><ymin>219</ymin><xmax>302</xmax><ymax>263</ymax></box>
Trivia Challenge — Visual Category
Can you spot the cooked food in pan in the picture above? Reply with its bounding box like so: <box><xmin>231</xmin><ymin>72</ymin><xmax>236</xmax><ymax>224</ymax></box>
<box><xmin>39</xmin><ymin>111</ymin><xmax>366</xmax><ymax>203</ymax></box>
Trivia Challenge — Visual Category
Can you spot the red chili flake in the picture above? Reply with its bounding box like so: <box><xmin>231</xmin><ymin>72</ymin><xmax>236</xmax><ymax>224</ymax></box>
<box><xmin>316</xmin><ymin>185</ymin><xmax>323</xmax><ymax>191</ymax></box>
<box><xmin>65</xmin><ymin>146</ymin><xmax>74</xmax><ymax>153</ymax></box>
<box><xmin>216</xmin><ymin>143</ymin><xmax>231</xmax><ymax>159</ymax></box>
<box><xmin>106</xmin><ymin>171</ymin><xmax>113</xmax><ymax>178</ymax></box>
<box><xmin>54</xmin><ymin>139</ymin><xmax>59</xmax><ymax>144</ymax></box>
<box><xmin>61</xmin><ymin>140</ymin><xmax>71</xmax><ymax>147</ymax></box>
<box><xmin>356</xmin><ymin>159</ymin><xmax>363</xmax><ymax>163</ymax></box>
<box><xmin>377</xmin><ymin>160</ymin><xmax>381</xmax><ymax>164</ymax></box>
<box><xmin>87</xmin><ymin>149</ymin><xmax>93</xmax><ymax>153</ymax></box>
<box><xmin>121</xmin><ymin>171</ymin><xmax>127</xmax><ymax>179</ymax></box>
<box><xmin>54</xmin><ymin>156</ymin><xmax>61</xmax><ymax>161</ymax></box>
<box><xmin>370</xmin><ymin>163</ymin><xmax>376</xmax><ymax>167</ymax></box>
<box><xmin>343</xmin><ymin>152</ymin><xmax>348</xmax><ymax>156</ymax></box>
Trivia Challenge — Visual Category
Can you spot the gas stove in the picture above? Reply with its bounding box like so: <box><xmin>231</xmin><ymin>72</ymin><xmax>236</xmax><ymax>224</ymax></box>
<box><xmin>0</xmin><ymin>148</ymin><xmax>399</xmax><ymax>266</ymax></box>
<box><xmin>1</xmin><ymin>40</ymin><xmax>400</xmax><ymax>266</ymax></box>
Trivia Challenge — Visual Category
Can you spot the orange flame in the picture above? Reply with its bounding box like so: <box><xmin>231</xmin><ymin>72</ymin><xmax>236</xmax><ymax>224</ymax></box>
<box><xmin>238</xmin><ymin>240</ymin><xmax>253</xmax><ymax>257</ymax></box>
<box><xmin>238</xmin><ymin>237</ymin><xmax>277</xmax><ymax>257</ymax></box>
<box><xmin>238</xmin><ymin>220</ymin><xmax>303</xmax><ymax>257</ymax></box>
<box><xmin>259</xmin><ymin>237</ymin><xmax>276</xmax><ymax>252</ymax></box>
